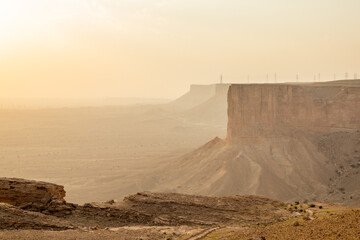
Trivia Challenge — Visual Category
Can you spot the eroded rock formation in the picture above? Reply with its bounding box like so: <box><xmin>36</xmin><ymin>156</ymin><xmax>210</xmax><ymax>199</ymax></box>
<box><xmin>145</xmin><ymin>80</ymin><xmax>360</xmax><ymax>205</ymax></box>
<box><xmin>0</xmin><ymin>178</ymin><xmax>75</xmax><ymax>215</ymax></box>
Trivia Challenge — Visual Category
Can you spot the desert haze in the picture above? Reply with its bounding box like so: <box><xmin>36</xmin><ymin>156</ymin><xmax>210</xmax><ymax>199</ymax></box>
<box><xmin>0</xmin><ymin>85</ymin><xmax>229</xmax><ymax>203</ymax></box>
<box><xmin>1</xmin><ymin>0</ymin><xmax>360</xmax><ymax>239</ymax></box>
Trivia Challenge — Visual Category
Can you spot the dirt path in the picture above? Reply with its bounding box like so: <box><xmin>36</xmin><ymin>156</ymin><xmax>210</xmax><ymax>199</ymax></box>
<box><xmin>185</xmin><ymin>227</ymin><xmax>221</xmax><ymax>240</ymax></box>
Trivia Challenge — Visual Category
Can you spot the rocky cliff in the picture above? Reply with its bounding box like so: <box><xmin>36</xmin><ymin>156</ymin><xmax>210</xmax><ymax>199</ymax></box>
<box><xmin>145</xmin><ymin>80</ymin><xmax>360</xmax><ymax>205</ymax></box>
<box><xmin>227</xmin><ymin>82</ymin><xmax>360</xmax><ymax>143</ymax></box>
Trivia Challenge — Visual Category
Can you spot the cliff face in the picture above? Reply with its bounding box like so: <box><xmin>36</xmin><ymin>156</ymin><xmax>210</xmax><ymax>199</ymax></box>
<box><xmin>146</xmin><ymin>80</ymin><xmax>360</xmax><ymax>205</ymax></box>
<box><xmin>227</xmin><ymin>83</ymin><xmax>360</xmax><ymax>143</ymax></box>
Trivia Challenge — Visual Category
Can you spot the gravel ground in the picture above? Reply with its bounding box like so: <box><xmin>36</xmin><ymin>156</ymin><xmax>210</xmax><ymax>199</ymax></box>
<box><xmin>204</xmin><ymin>209</ymin><xmax>360</xmax><ymax>240</ymax></box>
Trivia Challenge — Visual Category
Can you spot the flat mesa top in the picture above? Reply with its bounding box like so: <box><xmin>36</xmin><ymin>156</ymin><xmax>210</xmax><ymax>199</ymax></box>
<box><xmin>231</xmin><ymin>79</ymin><xmax>360</xmax><ymax>87</ymax></box>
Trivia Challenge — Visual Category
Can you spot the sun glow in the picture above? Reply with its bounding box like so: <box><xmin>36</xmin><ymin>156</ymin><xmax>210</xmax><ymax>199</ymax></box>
<box><xmin>0</xmin><ymin>0</ymin><xmax>359</xmax><ymax>99</ymax></box>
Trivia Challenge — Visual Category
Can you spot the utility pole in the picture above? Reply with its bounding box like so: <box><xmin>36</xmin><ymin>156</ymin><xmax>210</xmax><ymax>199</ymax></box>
<box><xmin>220</xmin><ymin>74</ymin><xmax>223</xmax><ymax>84</ymax></box>
<box><xmin>354</xmin><ymin>73</ymin><xmax>357</xmax><ymax>79</ymax></box>
<box><xmin>314</xmin><ymin>74</ymin><xmax>317</xmax><ymax>82</ymax></box>
<box><xmin>345</xmin><ymin>72</ymin><xmax>348</xmax><ymax>79</ymax></box>
<box><xmin>274</xmin><ymin>73</ymin><xmax>277</xmax><ymax>83</ymax></box>
<box><xmin>318</xmin><ymin>73</ymin><xmax>320</xmax><ymax>82</ymax></box>
<box><xmin>247</xmin><ymin>75</ymin><xmax>250</xmax><ymax>83</ymax></box>
<box><xmin>296</xmin><ymin>74</ymin><xmax>299</xmax><ymax>82</ymax></box>
<box><xmin>266</xmin><ymin>73</ymin><xmax>269</xmax><ymax>83</ymax></box>
<box><xmin>334</xmin><ymin>73</ymin><xmax>336</xmax><ymax>80</ymax></box>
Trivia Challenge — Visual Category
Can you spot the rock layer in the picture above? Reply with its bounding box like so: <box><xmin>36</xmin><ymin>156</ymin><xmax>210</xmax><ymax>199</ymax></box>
<box><xmin>0</xmin><ymin>203</ymin><xmax>75</xmax><ymax>230</ymax></box>
<box><xmin>0</xmin><ymin>178</ymin><xmax>74</xmax><ymax>215</ymax></box>
<box><xmin>227</xmin><ymin>82</ymin><xmax>360</xmax><ymax>143</ymax></box>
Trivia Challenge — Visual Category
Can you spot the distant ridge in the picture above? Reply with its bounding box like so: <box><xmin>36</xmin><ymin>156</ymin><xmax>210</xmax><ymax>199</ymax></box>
<box><xmin>169</xmin><ymin>84</ymin><xmax>230</xmax><ymax>110</ymax></box>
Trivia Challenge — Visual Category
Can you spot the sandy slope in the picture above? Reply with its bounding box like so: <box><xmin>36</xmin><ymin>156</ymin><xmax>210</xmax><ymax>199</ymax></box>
<box><xmin>145</xmin><ymin>129</ymin><xmax>360</xmax><ymax>204</ymax></box>
<box><xmin>144</xmin><ymin>133</ymin><xmax>331</xmax><ymax>201</ymax></box>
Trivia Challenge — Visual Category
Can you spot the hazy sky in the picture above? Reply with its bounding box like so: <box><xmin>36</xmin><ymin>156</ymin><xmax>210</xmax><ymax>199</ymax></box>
<box><xmin>0</xmin><ymin>0</ymin><xmax>359</xmax><ymax>98</ymax></box>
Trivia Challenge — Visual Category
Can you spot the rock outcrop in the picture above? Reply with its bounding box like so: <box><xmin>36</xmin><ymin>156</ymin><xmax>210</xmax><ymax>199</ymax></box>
<box><xmin>0</xmin><ymin>203</ymin><xmax>75</xmax><ymax>230</ymax></box>
<box><xmin>0</xmin><ymin>178</ymin><xmax>75</xmax><ymax>215</ymax></box>
<box><xmin>68</xmin><ymin>192</ymin><xmax>289</xmax><ymax>227</ymax></box>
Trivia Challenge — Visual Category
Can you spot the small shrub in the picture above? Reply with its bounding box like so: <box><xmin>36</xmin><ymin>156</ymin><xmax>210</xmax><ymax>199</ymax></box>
<box><xmin>309</xmin><ymin>204</ymin><xmax>316</xmax><ymax>208</ymax></box>
<box><xmin>294</xmin><ymin>201</ymin><xmax>300</xmax><ymax>205</ymax></box>
<box><xmin>319</xmin><ymin>206</ymin><xmax>323</xmax><ymax>209</ymax></box>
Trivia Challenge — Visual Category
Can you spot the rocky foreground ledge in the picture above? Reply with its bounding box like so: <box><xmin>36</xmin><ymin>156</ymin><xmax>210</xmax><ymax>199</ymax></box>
<box><xmin>0</xmin><ymin>178</ymin><xmax>291</xmax><ymax>230</ymax></box>
<box><xmin>0</xmin><ymin>178</ymin><xmax>359</xmax><ymax>240</ymax></box>
<box><xmin>0</xmin><ymin>178</ymin><xmax>76</xmax><ymax>216</ymax></box>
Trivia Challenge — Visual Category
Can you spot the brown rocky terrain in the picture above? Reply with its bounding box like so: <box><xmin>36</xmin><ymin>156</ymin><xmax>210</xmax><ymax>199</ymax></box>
<box><xmin>0</xmin><ymin>178</ymin><xmax>359</xmax><ymax>239</ymax></box>
<box><xmin>0</xmin><ymin>178</ymin><xmax>290</xmax><ymax>227</ymax></box>
<box><xmin>0</xmin><ymin>178</ymin><xmax>293</xmax><ymax>239</ymax></box>
<box><xmin>203</xmin><ymin>207</ymin><xmax>360</xmax><ymax>240</ymax></box>
<box><xmin>0</xmin><ymin>203</ymin><xmax>75</xmax><ymax>230</ymax></box>
<box><xmin>143</xmin><ymin>80</ymin><xmax>360</xmax><ymax>205</ymax></box>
